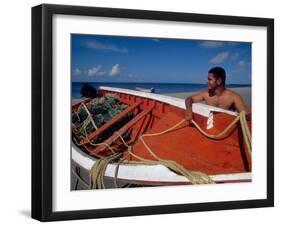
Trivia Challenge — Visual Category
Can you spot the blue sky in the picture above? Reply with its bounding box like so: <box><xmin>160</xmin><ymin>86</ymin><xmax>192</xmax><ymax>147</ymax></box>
<box><xmin>71</xmin><ymin>34</ymin><xmax>251</xmax><ymax>85</ymax></box>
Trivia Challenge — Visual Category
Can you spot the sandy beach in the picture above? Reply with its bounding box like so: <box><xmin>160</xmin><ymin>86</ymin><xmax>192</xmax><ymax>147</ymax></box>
<box><xmin>164</xmin><ymin>87</ymin><xmax>252</xmax><ymax>107</ymax></box>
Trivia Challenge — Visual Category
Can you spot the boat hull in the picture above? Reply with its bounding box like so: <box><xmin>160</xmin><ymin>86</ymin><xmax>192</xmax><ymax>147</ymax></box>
<box><xmin>72</xmin><ymin>86</ymin><xmax>251</xmax><ymax>187</ymax></box>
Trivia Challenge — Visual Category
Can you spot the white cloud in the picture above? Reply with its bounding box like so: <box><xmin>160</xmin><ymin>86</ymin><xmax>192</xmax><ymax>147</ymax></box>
<box><xmin>73</xmin><ymin>68</ymin><xmax>81</xmax><ymax>76</ymax></box>
<box><xmin>230</xmin><ymin>52</ymin><xmax>240</xmax><ymax>60</ymax></box>
<box><xmin>236</xmin><ymin>60</ymin><xmax>250</xmax><ymax>72</ymax></box>
<box><xmin>83</xmin><ymin>40</ymin><xmax>128</xmax><ymax>53</ymax></box>
<box><xmin>210</xmin><ymin>52</ymin><xmax>229</xmax><ymax>64</ymax></box>
<box><xmin>238</xmin><ymin>60</ymin><xmax>247</xmax><ymax>69</ymax></box>
<box><xmin>87</xmin><ymin>65</ymin><xmax>105</xmax><ymax>76</ymax></box>
<box><xmin>200</xmin><ymin>41</ymin><xmax>224</xmax><ymax>48</ymax></box>
<box><xmin>109</xmin><ymin>64</ymin><xmax>120</xmax><ymax>77</ymax></box>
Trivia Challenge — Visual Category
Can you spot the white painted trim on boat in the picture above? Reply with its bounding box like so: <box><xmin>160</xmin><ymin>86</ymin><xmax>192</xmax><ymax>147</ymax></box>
<box><xmin>72</xmin><ymin>144</ymin><xmax>251</xmax><ymax>184</ymax></box>
<box><xmin>100</xmin><ymin>86</ymin><xmax>238</xmax><ymax>117</ymax></box>
<box><xmin>71</xmin><ymin>86</ymin><xmax>246</xmax><ymax>185</ymax></box>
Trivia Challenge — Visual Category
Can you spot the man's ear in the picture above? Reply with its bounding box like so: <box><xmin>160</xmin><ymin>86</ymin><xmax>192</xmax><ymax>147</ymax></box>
<box><xmin>216</xmin><ymin>78</ymin><xmax>222</xmax><ymax>85</ymax></box>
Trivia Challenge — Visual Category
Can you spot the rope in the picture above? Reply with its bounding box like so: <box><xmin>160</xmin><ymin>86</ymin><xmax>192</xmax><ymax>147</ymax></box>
<box><xmin>91</xmin><ymin>111</ymin><xmax>251</xmax><ymax>187</ymax></box>
<box><xmin>74</xmin><ymin>105</ymin><xmax>251</xmax><ymax>188</ymax></box>
<box><xmin>113</xmin><ymin>150</ymin><xmax>131</xmax><ymax>188</ymax></box>
<box><xmin>73</xmin><ymin>102</ymin><xmax>120</xmax><ymax>189</ymax></box>
<box><xmin>71</xmin><ymin>168</ymin><xmax>90</xmax><ymax>189</ymax></box>
<box><xmin>85</xmin><ymin>135</ymin><xmax>117</xmax><ymax>155</ymax></box>
<box><xmin>115</xmin><ymin>131</ymin><xmax>161</xmax><ymax>164</ymax></box>
<box><xmin>191</xmin><ymin>111</ymin><xmax>252</xmax><ymax>157</ymax></box>
<box><xmin>137</xmin><ymin>122</ymin><xmax>215</xmax><ymax>184</ymax></box>
<box><xmin>191</xmin><ymin>117</ymin><xmax>239</xmax><ymax>139</ymax></box>
<box><xmin>83</xmin><ymin>126</ymin><xmax>117</xmax><ymax>155</ymax></box>
<box><xmin>75</xmin><ymin>112</ymin><xmax>81</xmax><ymax>123</ymax></box>
<box><xmin>114</xmin><ymin>131</ymin><xmax>214</xmax><ymax>184</ymax></box>
<box><xmin>239</xmin><ymin>111</ymin><xmax>252</xmax><ymax>158</ymax></box>
<box><xmin>139</xmin><ymin>120</ymin><xmax>186</xmax><ymax>160</ymax></box>
<box><xmin>90</xmin><ymin>153</ymin><xmax>122</xmax><ymax>189</ymax></box>
<box><xmin>81</xmin><ymin>102</ymin><xmax>98</xmax><ymax>131</ymax></box>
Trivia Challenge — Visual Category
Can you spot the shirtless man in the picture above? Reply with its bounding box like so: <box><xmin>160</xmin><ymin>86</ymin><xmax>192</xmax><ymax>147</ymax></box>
<box><xmin>185</xmin><ymin>67</ymin><xmax>250</xmax><ymax>125</ymax></box>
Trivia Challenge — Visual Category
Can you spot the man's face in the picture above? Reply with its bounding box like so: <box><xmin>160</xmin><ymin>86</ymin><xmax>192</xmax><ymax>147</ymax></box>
<box><xmin>207</xmin><ymin>73</ymin><xmax>218</xmax><ymax>91</ymax></box>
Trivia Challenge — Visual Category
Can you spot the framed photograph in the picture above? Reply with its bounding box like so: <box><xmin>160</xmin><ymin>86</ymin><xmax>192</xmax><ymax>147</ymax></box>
<box><xmin>32</xmin><ymin>4</ymin><xmax>274</xmax><ymax>221</ymax></box>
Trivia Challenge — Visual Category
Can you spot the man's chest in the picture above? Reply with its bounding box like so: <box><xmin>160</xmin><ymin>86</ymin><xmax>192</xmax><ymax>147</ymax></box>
<box><xmin>205</xmin><ymin>95</ymin><xmax>233</xmax><ymax>109</ymax></box>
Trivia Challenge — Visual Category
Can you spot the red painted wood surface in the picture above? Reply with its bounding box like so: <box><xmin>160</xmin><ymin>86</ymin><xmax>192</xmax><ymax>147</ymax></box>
<box><xmin>73</xmin><ymin>89</ymin><xmax>252</xmax><ymax>176</ymax></box>
<box><xmin>88</xmin><ymin>106</ymin><xmax>153</xmax><ymax>156</ymax></box>
<box><xmin>129</xmin><ymin>111</ymin><xmax>251</xmax><ymax>175</ymax></box>
<box><xmin>80</xmin><ymin>101</ymin><xmax>141</xmax><ymax>145</ymax></box>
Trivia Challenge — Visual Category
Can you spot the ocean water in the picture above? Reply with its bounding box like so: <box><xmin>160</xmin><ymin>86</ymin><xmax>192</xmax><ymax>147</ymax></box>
<box><xmin>72</xmin><ymin>82</ymin><xmax>250</xmax><ymax>99</ymax></box>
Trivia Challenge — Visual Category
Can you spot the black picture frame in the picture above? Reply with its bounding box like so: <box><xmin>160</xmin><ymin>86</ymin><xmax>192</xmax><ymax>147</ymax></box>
<box><xmin>32</xmin><ymin>3</ymin><xmax>274</xmax><ymax>222</ymax></box>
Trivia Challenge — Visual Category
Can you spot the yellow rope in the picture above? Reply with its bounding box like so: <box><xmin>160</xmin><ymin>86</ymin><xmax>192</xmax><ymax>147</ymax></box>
<box><xmin>90</xmin><ymin>153</ymin><xmax>122</xmax><ymax>189</ymax></box>
<box><xmin>191</xmin><ymin>116</ymin><xmax>239</xmax><ymax>139</ymax></box>
<box><xmin>81</xmin><ymin>102</ymin><xmax>98</xmax><ymax>131</ymax></box>
<box><xmin>74</xmin><ymin>106</ymin><xmax>251</xmax><ymax>188</ymax></box>
<box><xmin>115</xmin><ymin>132</ymin><xmax>158</xmax><ymax>164</ymax></box>
<box><xmin>83</xmin><ymin>125</ymin><xmax>117</xmax><ymax>155</ymax></box>
<box><xmin>114</xmin><ymin>131</ymin><xmax>214</xmax><ymax>184</ymax></box>
<box><xmin>136</xmin><ymin>123</ymin><xmax>215</xmax><ymax>184</ymax></box>
<box><xmin>85</xmin><ymin>135</ymin><xmax>117</xmax><ymax>155</ymax></box>
<box><xmin>113</xmin><ymin>150</ymin><xmax>132</xmax><ymax>188</ymax></box>
<box><xmin>125</xmin><ymin>111</ymin><xmax>251</xmax><ymax>184</ymax></box>
<box><xmin>191</xmin><ymin>111</ymin><xmax>251</xmax><ymax>158</ymax></box>
<box><xmin>239</xmin><ymin>111</ymin><xmax>252</xmax><ymax>158</ymax></box>
<box><xmin>139</xmin><ymin>120</ymin><xmax>186</xmax><ymax>160</ymax></box>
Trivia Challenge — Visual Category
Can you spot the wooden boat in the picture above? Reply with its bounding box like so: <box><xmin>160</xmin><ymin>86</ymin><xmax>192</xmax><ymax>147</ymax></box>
<box><xmin>135</xmin><ymin>87</ymin><xmax>155</xmax><ymax>93</ymax></box>
<box><xmin>71</xmin><ymin>86</ymin><xmax>251</xmax><ymax>188</ymax></box>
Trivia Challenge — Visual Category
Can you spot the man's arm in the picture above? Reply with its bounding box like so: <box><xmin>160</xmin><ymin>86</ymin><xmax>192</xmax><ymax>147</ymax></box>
<box><xmin>233</xmin><ymin>93</ymin><xmax>251</xmax><ymax>120</ymax></box>
<box><xmin>185</xmin><ymin>92</ymin><xmax>206</xmax><ymax>125</ymax></box>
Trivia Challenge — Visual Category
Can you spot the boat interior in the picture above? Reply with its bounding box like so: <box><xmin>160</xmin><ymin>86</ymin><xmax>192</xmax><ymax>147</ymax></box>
<box><xmin>72</xmin><ymin>88</ymin><xmax>252</xmax><ymax>178</ymax></box>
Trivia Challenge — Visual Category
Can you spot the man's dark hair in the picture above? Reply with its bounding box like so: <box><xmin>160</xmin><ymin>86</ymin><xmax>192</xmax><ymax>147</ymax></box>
<box><xmin>208</xmin><ymin>67</ymin><xmax>226</xmax><ymax>87</ymax></box>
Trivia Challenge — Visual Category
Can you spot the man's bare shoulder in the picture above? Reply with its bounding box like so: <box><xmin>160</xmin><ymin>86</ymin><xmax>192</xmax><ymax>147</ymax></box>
<box><xmin>186</xmin><ymin>90</ymin><xmax>209</xmax><ymax>103</ymax></box>
<box><xmin>224</xmin><ymin>89</ymin><xmax>242</xmax><ymax>99</ymax></box>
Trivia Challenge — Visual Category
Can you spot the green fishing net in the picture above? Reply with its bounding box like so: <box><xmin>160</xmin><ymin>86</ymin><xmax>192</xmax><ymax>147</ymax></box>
<box><xmin>72</xmin><ymin>93</ymin><xmax>133</xmax><ymax>143</ymax></box>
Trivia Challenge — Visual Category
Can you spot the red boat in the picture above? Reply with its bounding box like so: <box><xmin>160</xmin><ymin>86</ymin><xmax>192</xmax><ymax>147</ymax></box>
<box><xmin>71</xmin><ymin>86</ymin><xmax>252</xmax><ymax>189</ymax></box>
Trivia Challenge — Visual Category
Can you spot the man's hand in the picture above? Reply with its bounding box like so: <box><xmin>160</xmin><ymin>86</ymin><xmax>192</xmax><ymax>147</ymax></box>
<box><xmin>185</xmin><ymin>97</ymin><xmax>194</xmax><ymax>126</ymax></box>
<box><xmin>185</xmin><ymin>109</ymin><xmax>193</xmax><ymax>126</ymax></box>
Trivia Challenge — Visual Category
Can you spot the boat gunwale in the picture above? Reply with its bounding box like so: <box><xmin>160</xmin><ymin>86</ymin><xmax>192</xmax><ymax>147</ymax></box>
<box><xmin>71</xmin><ymin>87</ymin><xmax>251</xmax><ymax>185</ymax></box>
<box><xmin>99</xmin><ymin>86</ymin><xmax>238</xmax><ymax>117</ymax></box>
<box><xmin>72</xmin><ymin>143</ymin><xmax>252</xmax><ymax>184</ymax></box>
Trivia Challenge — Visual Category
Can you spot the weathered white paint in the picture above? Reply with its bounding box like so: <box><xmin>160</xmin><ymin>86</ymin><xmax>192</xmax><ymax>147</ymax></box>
<box><xmin>71</xmin><ymin>87</ymin><xmax>247</xmax><ymax>185</ymax></box>
<box><xmin>100</xmin><ymin>86</ymin><xmax>238</xmax><ymax>117</ymax></box>
<box><xmin>72</xmin><ymin>144</ymin><xmax>251</xmax><ymax>183</ymax></box>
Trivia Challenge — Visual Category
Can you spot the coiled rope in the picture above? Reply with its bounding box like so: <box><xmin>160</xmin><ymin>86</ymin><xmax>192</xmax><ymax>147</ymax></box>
<box><xmin>90</xmin><ymin>152</ymin><xmax>122</xmax><ymax>189</ymax></box>
<box><xmin>131</xmin><ymin>122</ymin><xmax>215</xmax><ymax>184</ymax></box>
<box><xmin>73</xmin><ymin>109</ymin><xmax>251</xmax><ymax>188</ymax></box>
